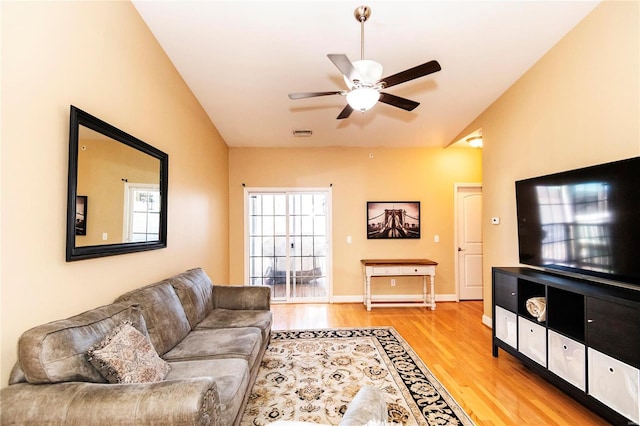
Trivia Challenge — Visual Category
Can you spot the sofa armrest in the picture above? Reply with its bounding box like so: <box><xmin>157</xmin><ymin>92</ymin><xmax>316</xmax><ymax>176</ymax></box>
<box><xmin>0</xmin><ymin>378</ymin><xmax>221</xmax><ymax>425</ymax></box>
<box><xmin>212</xmin><ymin>285</ymin><xmax>271</xmax><ymax>310</ymax></box>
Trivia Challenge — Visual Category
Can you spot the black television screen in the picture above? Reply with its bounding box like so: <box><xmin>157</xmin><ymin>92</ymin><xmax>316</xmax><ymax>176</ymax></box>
<box><xmin>515</xmin><ymin>157</ymin><xmax>640</xmax><ymax>286</ymax></box>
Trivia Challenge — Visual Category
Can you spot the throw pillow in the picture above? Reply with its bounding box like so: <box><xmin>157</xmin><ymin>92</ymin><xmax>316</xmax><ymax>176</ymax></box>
<box><xmin>86</xmin><ymin>320</ymin><xmax>170</xmax><ymax>383</ymax></box>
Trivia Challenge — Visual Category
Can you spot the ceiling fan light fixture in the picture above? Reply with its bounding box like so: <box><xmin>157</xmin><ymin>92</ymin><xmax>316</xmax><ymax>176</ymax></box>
<box><xmin>466</xmin><ymin>136</ymin><xmax>483</xmax><ymax>148</ymax></box>
<box><xmin>347</xmin><ymin>87</ymin><xmax>380</xmax><ymax>112</ymax></box>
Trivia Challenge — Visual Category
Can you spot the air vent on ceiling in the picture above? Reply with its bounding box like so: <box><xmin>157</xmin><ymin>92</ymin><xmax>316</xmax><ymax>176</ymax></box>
<box><xmin>293</xmin><ymin>129</ymin><xmax>313</xmax><ymax>137</ymax></box>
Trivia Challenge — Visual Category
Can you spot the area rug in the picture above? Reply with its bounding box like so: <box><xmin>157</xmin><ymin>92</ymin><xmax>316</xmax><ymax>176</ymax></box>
<box><xmin>241</xmin><ymin>327</ymin><xmax>474</xmax><ymax>425</ymax></box>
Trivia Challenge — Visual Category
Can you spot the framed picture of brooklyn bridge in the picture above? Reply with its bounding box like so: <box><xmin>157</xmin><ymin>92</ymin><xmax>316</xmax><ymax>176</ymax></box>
<box><xmin>366</xmin><ymin>201</ymin><xmax>420</xmax><ymax>239</ymax></box>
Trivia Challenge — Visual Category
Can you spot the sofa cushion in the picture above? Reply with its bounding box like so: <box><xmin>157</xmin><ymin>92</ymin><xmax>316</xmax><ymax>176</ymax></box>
<box><xmin>166</xmin><ymin>358</ymin><xmax>250</xmax><ymax>426</ymax></box>
<box><xmin>18</xmin><ymin>303</ymin><xmax>147</xmax><ymax>384</ymax></box>
<box><xmin>212</xmin><ymin>285</ymin><xmax>271</xmax><ymax>310</ymax></box>
<box><xmin>115</xmin><ymin>281</ymin><xmax>191</xmax><ymax>356</ymax></box>
<box><xmin>163</xmin><ymin>328</ymin><xmax>262</xmax><ymax>371</ymax></box>
<box><xmin>87</xmin><ymin>320</ymin><xmax>170</xmax><ymax>383</ymax></box>
<box><xmin>169</xmin><ymin>267</ymin><xmax>214</xmax><ymax>329</ymax></box>
<box><xmin>196</xmin><ymin>309</ymin><xmax>272</xmax><ymax>342</ymax></box>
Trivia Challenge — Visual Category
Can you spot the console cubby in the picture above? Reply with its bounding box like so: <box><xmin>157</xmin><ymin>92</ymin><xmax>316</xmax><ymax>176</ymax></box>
<box><xmin>494</xmin><ymin>272</ymin><xmax>517</xmax><ymax>312</ymax></box>
<box><xmin>547</xmin><ymin>286</ymin><xmax>584</xmax><ymax>342</ymax></box>
<box><xmin>492</xmin><ymin>267</ymin><xmax>640</xmax><ymax>426</ymax></box>
<box><xmin>517</xmin><ymin>279</ymin><xmax>546</xmax><ymax>322</ymax></box>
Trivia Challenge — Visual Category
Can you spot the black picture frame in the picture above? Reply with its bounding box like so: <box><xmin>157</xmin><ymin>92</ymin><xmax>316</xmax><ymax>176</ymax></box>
<box><xmin>367</xmin><ymin>201</ymin><xmax>420</xmax><ymax>239</ymax></box>
<box><xmin>75</xmin><ymin>195</ymin><xmax>87</xmax><ymax>235</ymax></box>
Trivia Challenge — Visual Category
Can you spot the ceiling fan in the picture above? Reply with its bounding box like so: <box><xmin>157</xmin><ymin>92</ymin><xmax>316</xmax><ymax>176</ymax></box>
<box><xmin>288</xmin><ymin>5</ymin><xmax>441</xmax><ymax>120</ymax></box>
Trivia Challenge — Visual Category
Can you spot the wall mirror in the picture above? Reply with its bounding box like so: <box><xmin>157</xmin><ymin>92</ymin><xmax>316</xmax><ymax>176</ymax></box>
<box><xmin>66</xmin><ymin>105</ymin><xmax>168</xmax><ymax>261</ymax></box>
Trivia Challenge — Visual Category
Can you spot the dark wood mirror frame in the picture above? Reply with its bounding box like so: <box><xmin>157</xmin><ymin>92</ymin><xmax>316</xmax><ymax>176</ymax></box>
<box><xmin>66</xmin><ymin>105</ymin><xmax>168</xmax><ymax>261</ymax></box>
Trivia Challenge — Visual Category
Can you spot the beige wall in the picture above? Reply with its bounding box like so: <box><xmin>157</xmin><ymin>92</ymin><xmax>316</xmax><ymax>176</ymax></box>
<box><xmin>472</xmin><ymin>1</ymin><xmax>640</xmax><ymax>319</ymax></box>
<box><xmin>228</xmin><ymin>147</ymin><xmax>482</xmax><ymax>298</ymax></box>
<box><xmin>1</xmin><ymin>1</ymin><xmax>230</xmax><ymax>386</ymax></box>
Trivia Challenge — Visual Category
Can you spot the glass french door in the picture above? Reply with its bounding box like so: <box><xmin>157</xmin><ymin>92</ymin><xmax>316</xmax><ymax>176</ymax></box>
<box><xmin>246</xmin><ymin>189</ymin><xmax>331</xmax><ymax>302</ymax></box>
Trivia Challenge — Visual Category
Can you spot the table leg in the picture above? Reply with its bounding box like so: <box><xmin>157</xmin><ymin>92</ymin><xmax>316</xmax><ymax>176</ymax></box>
<box><xmin>362</xmin><ymin>272</ymin><xmax>367</xmax><ymax>307</ymax></box>
<box><xmin>422</xmin><ymin>275</ymin><xmax>427</xmax><ymax>307</ymax></box>
<box><xmin>430</xmin><ymin>274</ymin><xmax>436</xmax><ymax>310</ymax></box>
<box><xmin>366</xmin><ymin>276</ymin><xmax>372</xmax><ymax>311</ymax></box>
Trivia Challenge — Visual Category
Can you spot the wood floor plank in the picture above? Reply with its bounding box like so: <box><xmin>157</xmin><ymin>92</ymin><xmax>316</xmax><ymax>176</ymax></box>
<box><xmin>270</xmin><ymin>301</ymin><xmax>611</xmax><ymax>425</ymax></box>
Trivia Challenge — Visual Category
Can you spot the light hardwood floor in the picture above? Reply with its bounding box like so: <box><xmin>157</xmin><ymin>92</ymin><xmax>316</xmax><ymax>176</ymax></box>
<box><xmin>270</xmin><ymin>301</ymin><xmax>611</xmax><ymax>426</ymax></box>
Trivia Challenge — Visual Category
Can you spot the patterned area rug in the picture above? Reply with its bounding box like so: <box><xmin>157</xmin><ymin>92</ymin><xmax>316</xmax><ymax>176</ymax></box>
<box><xmin>241</xmin><ymin>327</ymin><xmax>474</xmax><ymax>425</ymax></box>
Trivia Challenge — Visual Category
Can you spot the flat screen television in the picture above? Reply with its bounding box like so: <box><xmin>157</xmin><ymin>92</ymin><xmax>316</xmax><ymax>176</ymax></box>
<box><xmin>515</xmin><ymin>156</ymin><xmax>640</xmax><ymax>287</ymax></box>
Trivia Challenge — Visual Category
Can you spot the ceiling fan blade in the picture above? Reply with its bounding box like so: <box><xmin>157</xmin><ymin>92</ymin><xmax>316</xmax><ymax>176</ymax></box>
<box><xmin>380</xmin><ymin>60</ymin><xmax>441</xmax><ymax>89</ymax></box>
<box><xmin>288</xmin><ymin>91</ymin><xmax>343</xmax><ymax>100</ymax></box>
<box><xmin>379</xmin><ymin>92</ymin><xmax>420</xmax><ymax>111</ymax></box>
<box><xmin>337</xmin><ymin>104</ymin><xmax>353</xmax><ymax>120</ymax></box>
<box><xmin>327</xmin><ymin>54</ymin><xmax>362</xmax><ymax>83</ymax></box>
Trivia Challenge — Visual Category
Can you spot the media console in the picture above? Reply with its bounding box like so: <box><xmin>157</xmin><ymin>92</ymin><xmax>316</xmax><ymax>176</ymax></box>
<box><xmin>492</xmin><ymin>267</ymin><xmax>640</xmax><ymax>425</ymax></box>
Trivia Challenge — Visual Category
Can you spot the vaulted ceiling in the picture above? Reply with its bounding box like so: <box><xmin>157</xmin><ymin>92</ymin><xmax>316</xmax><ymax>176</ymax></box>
<box><xmin>133</xmin><ymin>1</ymin><xmax>599</xmax><ymax>148</ymax></box>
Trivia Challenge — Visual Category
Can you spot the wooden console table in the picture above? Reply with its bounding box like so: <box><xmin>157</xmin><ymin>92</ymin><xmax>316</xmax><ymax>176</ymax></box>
<box><xmin>361</xmin><ymin>259</ymin><xmax>438</xmax><ymax>311</ymax></box>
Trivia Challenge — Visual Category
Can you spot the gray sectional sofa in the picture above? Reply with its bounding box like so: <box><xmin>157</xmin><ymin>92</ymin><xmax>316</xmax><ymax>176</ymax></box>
<box><xmin>0</xmin><ymin>267</ymin><xmax>272</xmax><ymax>425</ymax></box>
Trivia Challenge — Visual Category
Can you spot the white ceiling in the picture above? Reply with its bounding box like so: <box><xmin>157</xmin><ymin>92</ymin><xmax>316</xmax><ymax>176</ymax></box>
<box><xmin>132</xmin><ymin>1</ymin><xmax>599</xmax><ymax>149</ymax></box>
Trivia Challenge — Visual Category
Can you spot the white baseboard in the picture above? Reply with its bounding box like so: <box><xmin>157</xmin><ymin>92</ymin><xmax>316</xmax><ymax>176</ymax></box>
<box><xmin>482</xmin><ymin>314</ymin><xmax>492</xmax><ymax>328</ymax></box>
<box><xmin>436</xmin><ymin>294</ymin><xmax>458</xmax><ymax>302</ymax></box>
<box><xmin>329</xmin><ymin>295</ymin><xmax>362</xmax><ymax>303</ymax></box>
<box><xmin>330</xmin><ymin>293</ymin><xmax>458</xmax><ymax>304</ymax></box>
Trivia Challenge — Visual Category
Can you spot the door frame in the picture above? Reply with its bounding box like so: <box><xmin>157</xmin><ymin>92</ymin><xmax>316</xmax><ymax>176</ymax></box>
<box><xmin>453</xmin><ymin>183</ymin><xmax>483</xmax><ymax>301</ymax></box>
<box><xmin>243</xmin><ymin>187</ymin><xmax>333</xmax><ymax>303</ymax></box>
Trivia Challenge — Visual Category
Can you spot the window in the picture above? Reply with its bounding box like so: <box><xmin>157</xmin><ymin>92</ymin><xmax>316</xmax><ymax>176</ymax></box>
<box><xmin>124</xmin><ymin>184</ymin><xmax>161</xmax><ymax>242</ymax></box>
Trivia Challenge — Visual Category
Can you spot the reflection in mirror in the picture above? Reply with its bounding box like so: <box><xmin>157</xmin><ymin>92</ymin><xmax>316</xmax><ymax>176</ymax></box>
<box><xmin>67</xmin><ymin>106</ymin><xmax>168</xmax><ymax>261</ymax></box>
<box><xmin>76</xmin><ymin>126</ymin><xmax>161</xmax><ymax>246</ymax></box>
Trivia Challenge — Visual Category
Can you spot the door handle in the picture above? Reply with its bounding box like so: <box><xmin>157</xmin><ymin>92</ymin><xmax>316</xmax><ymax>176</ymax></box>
<box><xmin>458</xmin><ymin>247</ymin><xmax>465</xmax><ymax>252</ymax></box>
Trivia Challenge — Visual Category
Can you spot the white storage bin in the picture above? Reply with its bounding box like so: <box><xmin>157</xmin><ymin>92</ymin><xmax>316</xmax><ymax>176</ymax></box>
<box><xmin>518</xmin><ymin>317</ymin><xmax>547</xmax><ymax>367</ymax></box>
<box><xmin>548</xmin><ymin>330</ymin><xmax>585</xmax><ymax>391</ymax></box>
<box><xmin>495</xmin><ymin>305</ymin><xmax>517</xmax><ymax>349</ymax></box>
<box><xmin>588</xmin><ymin>348</ymin><xmax>639</xmax><ymax>424</ymax></box>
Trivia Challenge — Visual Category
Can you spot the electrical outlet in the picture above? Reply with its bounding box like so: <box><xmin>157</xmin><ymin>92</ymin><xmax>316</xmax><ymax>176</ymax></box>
<box><xmin>391</xmin><ymin>279</ymin><xmax>396</xmax><ymax>287</ymax></box>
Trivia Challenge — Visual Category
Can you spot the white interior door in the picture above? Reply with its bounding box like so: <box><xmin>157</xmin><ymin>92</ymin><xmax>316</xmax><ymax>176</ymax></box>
<box><xmin>456</xmin><ymin>185</ymin><xmax>483</xmax><ymax>300</ymax></box>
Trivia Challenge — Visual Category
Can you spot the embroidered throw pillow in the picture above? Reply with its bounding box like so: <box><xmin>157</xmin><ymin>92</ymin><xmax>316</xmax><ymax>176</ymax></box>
<box><xmin>86</xmin><ymin>320</ymin><xmax>170</xmax><ymax>383</ymax></box>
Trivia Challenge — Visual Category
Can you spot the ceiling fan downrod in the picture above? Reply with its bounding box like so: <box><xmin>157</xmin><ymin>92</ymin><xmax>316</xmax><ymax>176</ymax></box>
<box><xmin>354</xmin><ymin>5</ymin><xmax>371</xmax><ymax>61</ymax></box>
